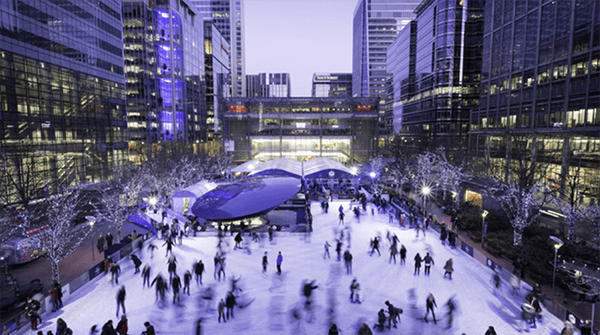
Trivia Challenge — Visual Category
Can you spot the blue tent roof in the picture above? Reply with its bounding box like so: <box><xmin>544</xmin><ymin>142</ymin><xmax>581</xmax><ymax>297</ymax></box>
<box><xmin>191</xmin><ymin>177</ymin><xmax>301</xmax><ymax>221</ymax></box>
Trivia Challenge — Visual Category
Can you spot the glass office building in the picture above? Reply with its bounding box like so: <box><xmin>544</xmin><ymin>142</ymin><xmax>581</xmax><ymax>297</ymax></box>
<box><xmin>469</xmin><ymin>0</ymin><xmax>600</xmax><ymax>204</ymax></box>
<box><xmin>193</xmin><ymin>0</ymin><xmax>246</xmax><ymax>97</ymax></box>
<box><xmin>123</xmin><ymin>0</ymin><xmax>205</xmax><ymax>159</ymax></box>
<box><xmin>244</xmin><ymin>73</ymin><xmax>291</xmax><ymax>98</ymax></box>
<box><xmin>204</xmin><ymin>20</ymin><xmax>231</xmax><ymax>140</ymax></box>
<box><xmin>312</xmin><ymin>73</ymin><xmax>352</xmax><ymax>98</ymax></box>
<box><xmin>387</xmin><ymin>0</ymin><xmax>484</xmax><ymax>153</ymax></box>
<box><xmin>0</xmin><ymin>0</ymin><xmax>127</xmax><ymax>203</ymax></box>
<box><xmin>220</xmin><ymin>97</ymin><xmax>380</xmax><ymax>164</ymax></box>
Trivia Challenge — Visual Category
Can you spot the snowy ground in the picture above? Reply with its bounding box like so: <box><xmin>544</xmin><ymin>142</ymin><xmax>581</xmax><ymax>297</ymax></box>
<box><xmin>32</xmin><ymin>201</ymin><xmax>573</xmax><ymax>335</ymax></box>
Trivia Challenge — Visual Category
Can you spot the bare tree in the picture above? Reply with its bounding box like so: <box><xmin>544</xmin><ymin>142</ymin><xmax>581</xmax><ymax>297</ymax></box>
<box><xmin>0</xmin><ymin>148</ymin><xmax>49</xmax><ymax>207</ymax></box>
<box><xmin>96</xmin><ymin>165</ymin><xmax>147</xmax><ymax>241</ymax></box>
<box><xmin>30</xmin><ymin>186</ymin><xmax>93</xmax><ymax>283</ymax></box>
<box><xmin>487</xmin><ymin>133</ymin><xmax>554</xmax><ymax>246</ymax></box>
<box><xmin>435</xmin><ymin>147</ymin><xmax>467</xmax><ymax>208</ymax></box>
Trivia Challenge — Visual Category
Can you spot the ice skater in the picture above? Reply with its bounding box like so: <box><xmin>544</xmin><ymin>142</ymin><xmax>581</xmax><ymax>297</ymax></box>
<box><xmin>400</xmin><ymin>245</ymin><xmax>407</xmax><ymax>265</ymax></box>
<box><xmin>116</xmin><ymin>286</ymin><xmax>126</xmax><ymax>317</ymax></box>
<box><xmin>276</xmin><ymin>251</ymin><xmax>283</xmax><ymax>275</ymax></box>
<box><xmin>194</xmin><ymin>260</ymin><xmax>205</xmax><ymax>285</ymax></box>
<box><xmin>343</xmin><ymin>250</ymin><xmax>353</xmax><ymax>275</ymax></box>
<box><xmin>370</xmin><ymin>237</ymin><xmax>381</xmax><ymax>256</ymax></box>
<box><xmin>423</xmin><ymin>253</ymin><xmax>434</xmax><ymax>276</ymax></box>
<box><xmin>414</xmin><ymin>253</ymin><xmax>422</xmax><ymax>275</ymax></box>
<box><xmin>130</xmin><ymin>254</ymin><xmax>142</xmax><ymax>273</ymax></box>
<box><xmin>324</xmin><ymin>241</ymin><xmax>331</xmax><ymax>259</ymax></box>
<box><xmin>424</xmin><ymin>293</ymin><xmax>437</xmax><ymax>324</ymax></box>
<box><xmin>443</xmin><ymin>258</ymin><xmax>453</xmax><ymax>279</ymax></box>
<box><xmin>262</xmin><ymin>252</ymin><xmax>268</xmax><ymax>274</ymax></box>
<box><xmin>184</xmin><ymin>270</ymin><xmax>192</xmax><ymax>295</ymax></box>
<box><xmin>142</xmin><ymin>264</ymin><xmax>151</xmax><ymax>288</ymax></box>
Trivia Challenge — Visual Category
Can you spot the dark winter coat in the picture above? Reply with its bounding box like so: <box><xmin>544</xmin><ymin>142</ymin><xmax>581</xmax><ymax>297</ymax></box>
<box><xmin>117</xmin><ymin>287</ymin><xmax>126</xmax><ymax>303</ymax></box>
<box><xmin>328</xmin><ymin>324</ymin><xmax>339</xmax><ymax>335</ymax></box>
<box><xmin>423</xmin><ymin>255</ymin><xmax>434</xmax><ymax>266</ymax></box>
<box><xmin>115</xmin><ymin>318</ymin><xmax>128</xmax><ymax>334</ymax></box>
<box><xmin>142</xmin><ymin>325</ymin><xmax>155</xmax><ymax>335</ymax></box>
<box><xmin>343</xmin><ymin>251</ymin><xmax>353</xmax><ymax>263</ymax></box>
<box><xmin>56</xmin><ymin>319</ymin><xmax>68</xmax><ymax>335</ymax></box>
<box><xmin>110</xmin><ymin>264</ymin><xmax>121</xmax><ymax>276</ymax></box>
<box><xmin>184</xmin><ymin>272</ymin><xmax>192</xmax><ymax>285</ymax></box>
<box><xmin>440</xmin><ymin>227</ymin><xmax>448</xmax><ymax>240</ymax></box>
<box><xmin>131</xmin><ymin>255</ymin><xmax>142</xmax><ymax>267</ymax></box>
<box><xmin>105</xmin><ymin>233</ymin><xmax>114</xmax><ymax>246</ymax></box>
<box><xmin>168</xmin><ymin>262</ymin><xmax>177</xmax><ymax>273</ymax></box>
<box><xmin>195</xmin><ymin>261</ymin><xmax>205</xmax><ymax>275</ymax></box>
<box><xmin>414</xmin><ymin>254</ymin><xmax>422</xmax><ymax>267</ymax></box>
<box><xmin>400</xmin><ymin>246</ymin><xmax>407</xmax><ymax>259</ymax></box>
<box><xmin>225</xmin><ymin>293</ymin><xmax>237</xmax><ymax>308</ymax></box>
<box><xmin>172</xmin><ymin>276</ymin><xmax>181</xmax><ymax>292</ymax></box>
<box><xmin>358</xmin><ymin>323</ymin><xmax>373</xmax><ymax>335</ymax></box>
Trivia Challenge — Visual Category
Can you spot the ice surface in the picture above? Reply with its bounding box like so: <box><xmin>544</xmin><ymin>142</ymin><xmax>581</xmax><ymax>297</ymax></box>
<box><xmin>35</xmin><ymin>201</ymin><xmax>576</xmax><ymax>335</ymax></box>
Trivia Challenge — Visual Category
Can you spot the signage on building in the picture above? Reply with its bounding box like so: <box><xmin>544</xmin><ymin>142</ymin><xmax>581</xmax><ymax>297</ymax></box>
<box><xmin>228</xmin><ymin>105</ymin><xmax>247</xmax><ymax>113</ymax></box>
<box><xmin>315</xmin><ymin>76</ymin><xmax>338</xmax><ymax>81</ymax></box>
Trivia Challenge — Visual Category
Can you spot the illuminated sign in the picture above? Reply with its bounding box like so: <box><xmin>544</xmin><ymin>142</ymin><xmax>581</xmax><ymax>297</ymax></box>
<box><xmin>315</xmin><ymin>76</ymin><xmax>338</xmax><ymax>81</ymax></box>
<box><xmin>228</xmin><ymin>105</ymin><xmax>248</xmax><ymax>113</ymax></box>
<box><xmin>296</xmin><ymin>122</ymin><xmax>306</xmax><ymax>128</ymax></box>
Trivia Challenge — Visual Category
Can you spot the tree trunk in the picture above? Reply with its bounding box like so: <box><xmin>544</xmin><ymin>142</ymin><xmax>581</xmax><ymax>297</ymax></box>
<box><xmin>117</xmin><ymin>224</ymin><xmax>122</xmax><ymax>242</ymax></box>
<box><xmin>513</xmin><ymin>229</ymin><xmax>523</xmax><ymax>246</ymax></box>
<box><xmin>51</xmin><ymin>260</ymin><xmax>60</xmax><ymax>284</ymax></box>
<box><xmin>567</xmin><ymin>220</ymin><xmax>575</xmax><ymax>241</ymax></box>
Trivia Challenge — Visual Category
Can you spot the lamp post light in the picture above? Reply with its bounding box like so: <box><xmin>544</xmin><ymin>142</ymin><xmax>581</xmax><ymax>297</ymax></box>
<box><xmin>481</xmin><ymin>210</ymin><xmax>488</xmax><ymax>246</ymax></box>
<box><xmin>370</xmin><ymin>172</ymin><xmax>377</xmax><ymax>192</ymax></box>
<box><xmin>422</xmin><ymin>186</ymin><xmax>431</xmax><ymax>214</ymax></box>
<box><xmin>550</xmin><ymin>236</ymin><xmax>564</xmax><ymax>295</ymax></box>
<box><xmin>86</xmin><ymin>216</ymin><xmax>96</xmax><ymax>260</ymax></box>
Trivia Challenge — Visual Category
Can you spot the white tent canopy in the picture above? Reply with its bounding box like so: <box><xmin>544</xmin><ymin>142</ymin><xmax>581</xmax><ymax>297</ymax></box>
<box><xmin>172</xmin><ymin>180</ymin><xmax>218</xmax><ymax>215</ymax></box>
<box><xmin>247</xmin><ymin>157</ymin><xmax>303</xmax><ymax>178</ymax></box>
<box><xmin>230</xmin><ymin>160</ymin><xmax>264</xmax><ymax>174</ymax></box>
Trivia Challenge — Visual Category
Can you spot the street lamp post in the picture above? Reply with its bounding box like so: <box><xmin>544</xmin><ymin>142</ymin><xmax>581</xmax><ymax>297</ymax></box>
<box><xmin>370</xmin><ymin>172</ymin><xmax>376</xmax><ymax>193</ymax></box>
<box><xmin>422</xmin><ymin>186</ymin><xmax>431</xmax><ymax>215</ymax></box>
<box><xmin>481</xmin><ymin>210</ymin><xmax>488</xmax><ymax>246</ymax></box>
<box><xmin>86</xmin><ymin>216</ymin><xmax>96</xmax><ymax>260</ymax></box>
<box><xmin>550</xmin><ymin>236</ymin><xmax>564</xmax><ymax>295</ymax></box>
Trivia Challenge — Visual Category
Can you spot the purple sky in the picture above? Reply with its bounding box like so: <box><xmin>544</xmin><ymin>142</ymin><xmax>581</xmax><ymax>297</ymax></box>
<box><xmin>245</xmin><ymin>0</ymin><xmax>355</xmax><ymax>97</ymax></box>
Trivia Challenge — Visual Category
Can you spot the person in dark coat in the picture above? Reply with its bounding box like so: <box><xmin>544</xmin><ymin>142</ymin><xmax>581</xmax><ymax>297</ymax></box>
<box><xmin>370</xmin><ymin>237</ymin><xmax>381</xmax><ymax>256</ymax></box>
<box><xmin>218</xmin><ymin>299</ymin><xmax>226</xmax><ymax>323</ymax></box>
<box><xmin>414</xmin><ymin>253</ymin><xmax>422</xmax><ymax>275</ymax></box>
<box><xmin>336</xmin><ymin>240</ymin><xmax>342</xmax><ymax>261</ymax></box>
<box><xmin>183</xmin><ymin>270</ymin><xmax>192</xmax><ymax>295</ymax></box>
<box><xmin>142</xmin><ymin>321</ymin><xmax>155</xmax><ymax>335</ymax></box>
<box><xmin>151</xmin><ymin>274</ymin><xmax>167</xmax><ymax>302</ymax></box>
<box><xmin>358</xmin><ymin>323</ymin><xmax>373</xmax><ymax>335</ymax></box>
<box><xmin>424</xmin><ymin>293</ymin><xmax>437</xmax><ymax>324</ymax></box>
<box><xmin>55</xmin><ymin>318</ymin><xmax>67</xmax><ymax>335</ymax></box>
<box><xmin>423</xmin><ymin>253</ymin><xmax>434</xmax><ymax>276</ymax></box>
<box><xmin>225</xmin><ymin>291</ymin><xmax>237</xmax><ymax>319</ymax></box>
<box><xmin>110</xmin><ymin>263</ymin><xmax>121</xmax><ymax>284</ymax></box>
<box><xmin>105</xmin><ymin>232</ymin><xmax>114</xmax><ymax>247</ymax></box>
<box><xmin>328</xmin><ymin>324</ymin><xmax>339</xmax><ymax>335</ymax></box>
<box><xmin>171</xmin><ymin>274</ymin><xmax>182</xmax><ymax>302</ymax></box>
<box><xmin>102</xmin><ymin>319</ymin><xmax>117</xmax><ymax>335</ymax></box>
<box><xmin>399</xmin><ymin>245</ymin><xmax>407</xmax><ymax>265</ymax></box>
<box><xmin>194</xmin><ymin>260</ymin><xmax>205</xmax><ymax>285</ymax></box>
<box><xmin>440</xmin><ymin>225</ymin><xmax>448</xmax><ymax>245</ymax></box>
<box><xmin>163</xmin><ymin>238</ymin><xmax>174</xmax><ymax>256</ymax></box>
<box><xmin>115</xmin><ymin>315</ymin><xmax>127</xmax><ymax>335</ymax></box>
<box><xmin>116</xmin><ymin>286</ymin><xmax>126</xmax><ymax>317</ymax></box>
<box><xmin>376</xmin><ymin>309</ymin><xmax>386</xmax><ymax>330</ymax></box>
<box><xmin>262</xmin><ymin>252</ymin><xmax>268</xmax><ymax>273</ymax></box>
<box><xmin>167</xmin><ymin>258</ymin><xmax>177</xmax><ymax>282</ymax></box>
<box><xmin>97</xmin><ymin>235</ymin><xmax>105</xmax><ymax>253</ymax></box>
<box><xmin>195</xmin><ymin>319</ymin><xmax>203</xmax><ymax>335</ymax></box>
<box><xmin>25</xmin><ymin>297</ymin><xmax>42</xmax><ymax>330</ymax></box>
<box><xmin>343</xmin><ymin>250</ymin><xmax>353</xmax><ymax>275</ymax></box>
<box><xmin>142</xmin><ymin>264</ymin><xmax>151</xmax><ymax>288</ymax></box>
<box><xmin>130</xmin><ymin>255</ymin><xmax>142</xmax><ymax>273</ymax></box>
<box><xmin>384</xmin><ymin>300</ymin><xmax>400</xmax><ymax>329</ymax></box>
<box><xmin>268</xmin><ymin>224</ymin><xmax>274</xmax><ymax>241</ymax></box>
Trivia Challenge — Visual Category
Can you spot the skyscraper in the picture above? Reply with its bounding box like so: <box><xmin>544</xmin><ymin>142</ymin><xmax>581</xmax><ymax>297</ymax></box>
<box><xmin>352</xmin><ymin>0</ymin><xmax>421</xmax><ymax>138</ymax></box>
<box><xmin>244</xmin><ymin>73</ymin><xmax>291</xmax><ymax>98</ymax></box>
<box><xmin>469</xmin><ymin>0</ymin><xmax>600</xmax><ymax>204</ymax></box>
<box><xmin>193</xmin><ymin>0</ymin><xmax>246</xmax><ymax>97</ymax></box>
<box><xmin>352</xmin><ymin>0</ymin><xmax>421</xmax><ymax>100</ymax></box>
<box><xmin>204</xmin><ymin>20</ymin><xmax>231</xmax><ymax>140</ymax></box>
<box><xmin>122</xmin><ymin>0</ymin><xmax>205</xmax><ymax>158</ymax></box>
<box><xmin>387</xmin><ymin>0</ymin><xmax>484</xmax><ymax>153</ymax></box>
<box><xmin>312</xmin><ymin>73</ymin><xmax>353</xmax><ymax>98</ymax></box>
<box><xmin>0</xmin><ymin>0</ymin><xmax>127</xmax><ymax>203</ymax></box>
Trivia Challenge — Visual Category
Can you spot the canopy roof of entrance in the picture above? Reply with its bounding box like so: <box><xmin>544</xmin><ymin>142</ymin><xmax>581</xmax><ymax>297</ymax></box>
<box><xmin>191</xmin><ymin>177</ymin><xmax>301</xmax><ymax>221</ymax></box>
<box><xmin>247</xmin><ymin>158</ymin><xmax>303</xmax><ymax>179</ymax></box>
<box><xmin>233</xmin><ymin>157</ymin><xmax>357</xmax><ymax>179</ymax></box>
<box><xmin>172</xmin><ymin>180</ymin><xmax>218</xmax><ymax>199</ymax></box>
<box><xmin>302</xmin><ymin>157</ymin><xmax>357</xmax><ymax>179</ymax></box>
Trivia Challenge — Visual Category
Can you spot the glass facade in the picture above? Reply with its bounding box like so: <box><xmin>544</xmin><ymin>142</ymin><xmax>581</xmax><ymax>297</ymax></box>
<box><xmin>311</xmin><ymin>73</ymin><xmax>352</xmax><ymax>98</ymax></box>
<box><xmin>220</xmin><ymin>97</ymin><xmax>380</xmax><ymax>163</ymax></box>
<box><xmin>386</xmin><ymin>20</ymin><xmax>416</xmax><ymax>133</ymax></box>
<box><xmin>0</xmin><ymin>0</ymin><xmax>127</xmax><ymax>203</ymax></box>
<box><xmin>388</xmin><ymin>0</ymin><xmax>484</xmax><ymax>151</ymax></box>
<box><xmin>204</xmin><ymin>20</ymin><xmax>231</xmax><ymax>140</ymax></box>
<box><xmin>470</xmin><ymin>0</ymin><xmax>600</xmax><ymax>204</ymax></box>
<box><xmin>192</xmin><ymin>0</ymin><xmax>246</xmax><ymax>97</ymax></box>
<box><xmin>352</xmin><ymin>0</ymin><xmax>421</xmax><ymax>99</ymax></box>
<box><xmin>244</xmin><ymin>73</ymin><xmax>291</xmax><ymax>98</ymax></box>
<box><xmin>123</xmin><ymin>0</ymin><xmax>205</xmax><ymax>159</ymax></box>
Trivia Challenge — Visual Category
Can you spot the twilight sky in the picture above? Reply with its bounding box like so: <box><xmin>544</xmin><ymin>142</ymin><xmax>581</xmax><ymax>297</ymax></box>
<box><xmin>244</xmin><ymin>0</ymin><xmax>355</xmax><ymax>97</ymax></box>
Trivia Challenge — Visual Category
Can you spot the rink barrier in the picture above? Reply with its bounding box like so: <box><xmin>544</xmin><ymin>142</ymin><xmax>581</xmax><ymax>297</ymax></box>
<box><xmin>4</xmin><ymin>234</ymin><xmax>149</xmax><ymax>335</ymax></box>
